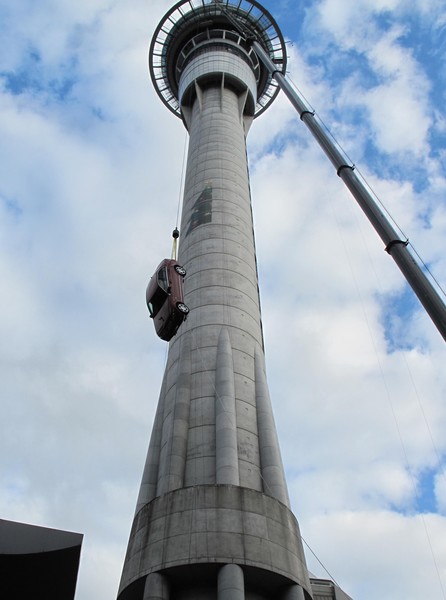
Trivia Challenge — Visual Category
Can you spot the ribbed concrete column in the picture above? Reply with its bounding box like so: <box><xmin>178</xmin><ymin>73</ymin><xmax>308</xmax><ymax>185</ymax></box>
<box><xmin>218</xmin><ymin>564</ymin><xmax>244</xmax><ymax>600</ymax></box>
<box><xmin>282</xmin><ymin>584</ymin><xmax>306</xmax><ymax>600</ymax></box>
<box><xmin>215</xmin><ymin>327</ymin><xmax>239</xmax><ymax>485</ymax></box>
<box><xmin>158</xmin><ymin>340</ymin><xmax>192</xmax><ymax>495</ymax></box>
<box><xmin>143</xmin><ymin>572</ymin><xmax>169</xmax><ymax>599</ymax></box>
<box><xmin>255</xmin><ymin>348</ymin><xmax>290</xmax><ymax>506</ymax></box>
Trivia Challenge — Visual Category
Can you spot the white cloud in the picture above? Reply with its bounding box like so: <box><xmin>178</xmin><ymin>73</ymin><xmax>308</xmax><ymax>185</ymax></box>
<box><xmin>305</xmin><ymin>510</ymin><xmax>446</xmax><ymax>598</ymax></box>
<box><xmin>1</xmin><ymin>1</ymin><xmax>445</xmax><ymax>599</ymax></box>
<box><xmin>312</xmin><ymin>0</ymin><xmax>399</xmax><ymax>50</ymax></box>
<box><xmin>302</xmin><ymin>2</ymin><xmax>435</xmax><ymax>160</ymax></box>
<box><xmin>359</xmin><ymin>31</ymin><xmax>431</xmax><ymax>156</ymax></box>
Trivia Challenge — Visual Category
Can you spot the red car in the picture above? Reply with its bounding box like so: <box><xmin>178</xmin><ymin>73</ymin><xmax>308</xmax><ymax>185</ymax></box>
<box><xmin>146</xmin><ymin>258</ymin><xmax>189</xmax><ymax>341</ymax></box>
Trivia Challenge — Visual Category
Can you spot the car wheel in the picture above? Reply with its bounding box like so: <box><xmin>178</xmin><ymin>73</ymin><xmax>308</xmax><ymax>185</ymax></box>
<box><xmin>176</xmin><ymin>302</ymin><xmax>189</xmax><ymax>314</ymax></box>
<box><xmin>174</xmin><ymin>265</ymin><xmax>186</xmax><ymax>276</ymax></box>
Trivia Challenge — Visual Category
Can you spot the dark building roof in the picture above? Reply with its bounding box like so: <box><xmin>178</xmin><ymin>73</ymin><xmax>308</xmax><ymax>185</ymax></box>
<box><xmin>0</xmin><ymin>519</ymin><xmax>83</xmax><ymax>600</ymax></box>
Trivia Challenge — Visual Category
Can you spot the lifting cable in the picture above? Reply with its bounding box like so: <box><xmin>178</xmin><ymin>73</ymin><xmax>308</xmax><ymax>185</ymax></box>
<box><xmin>171</xmin><ymin>132</ymin><xmax>189</xmax><ymax>261</ymax></box>
<box><xmin>171</xmin><ymin>227</ymin><xmax>179</xmax><ymax>261</ymax></box>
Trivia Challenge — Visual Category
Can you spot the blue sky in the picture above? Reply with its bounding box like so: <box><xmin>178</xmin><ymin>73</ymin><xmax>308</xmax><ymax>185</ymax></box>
<box><xmin>1</xmin><ymin>1</ymin><xmax>446</xmax><ymax>599</ymax></box>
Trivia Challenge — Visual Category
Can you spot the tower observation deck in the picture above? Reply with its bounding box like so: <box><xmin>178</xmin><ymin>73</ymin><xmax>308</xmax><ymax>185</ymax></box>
<box><xmin>118</xmin><ymin>1</ymin><xmax>313</xmax><ymax>599</ymax></box>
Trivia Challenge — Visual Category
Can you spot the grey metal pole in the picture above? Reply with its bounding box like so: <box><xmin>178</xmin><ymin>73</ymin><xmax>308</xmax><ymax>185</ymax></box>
<box><xmin>252</xmin><ymin>40</ymin><xmax>446</xmax><ymax>342</ymax></box>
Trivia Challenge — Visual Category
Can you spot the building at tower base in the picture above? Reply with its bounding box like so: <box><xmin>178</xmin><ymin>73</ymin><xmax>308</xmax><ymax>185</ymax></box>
<box><xmin>0</xmin><ymin>519</ymin><xmax>82</xmax><ymax>600</ymax></box>
<box><xmin>310</xmin><ymin>577</ymin><xmax>353</xmax><ymax>600</ymax></box>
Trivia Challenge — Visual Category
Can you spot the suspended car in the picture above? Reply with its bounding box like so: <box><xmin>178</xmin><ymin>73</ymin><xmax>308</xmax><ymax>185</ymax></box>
<box><xmin>146</xmin><ymin>258</ymin><xmax>189</xmax><ymax>341</ymax></box>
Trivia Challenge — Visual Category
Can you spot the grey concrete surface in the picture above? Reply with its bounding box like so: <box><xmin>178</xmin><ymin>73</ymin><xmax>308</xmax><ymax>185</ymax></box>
<box><xmin>119</xmin><ymin>485</ymin><xmax>311</xmax><ymax>595</ymax></box>
<box><xmin>282</xmin><ymin>584</ymin><xmax>307</xmax><ymax>600</ymax></box>
<box><xmin>143</xmin><ymin>573</ymin><xmax>170</xmax><ymax>600</ymax></box>
<box><xmin>119</xmin><ymin>6</ymin><xmax>313</xmax><ymax>599</ymax></box>
<box><xmin>215</xmin><ymin>328</ymin><xmax>240</xmax><ymax>485</ymax></box>
<box><xmin>218</xmin><ymin>564</ymin><xmax>244</xmax><ymax>600</ymax></box>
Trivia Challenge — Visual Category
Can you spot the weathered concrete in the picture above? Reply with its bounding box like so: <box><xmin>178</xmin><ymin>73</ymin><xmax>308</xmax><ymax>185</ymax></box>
<box><xmin>134</xmin><ymin>83</ymin><xmax>268</xmax><ymax>503</ymax></box>
<box><xmin>215</xmin><ymin>328</ymin><xmax>240</xmax><ymax>485</ymax></box>
<box><xmin>118</xmin><ymin>4</ymin><xmax>313</xmax><ymax>599</ymax></box>
<box><xmin>282</xmin><ymin>584</ymin><xmax>306</xmax><ymax>600</ymax></box>
<box><xmin>144</xmin><ymin>573</ymin><xmax>170</xmax><ymax>600</ymax></box>
<box><xmin>119</xmin><ymin>485</ymin><xmax>311</xmax><ymax>594</ymax></box>
<box><xmin>218</xmin><ymin>564</ymin><xmax>244</xmax><ymax>600</ymax></box>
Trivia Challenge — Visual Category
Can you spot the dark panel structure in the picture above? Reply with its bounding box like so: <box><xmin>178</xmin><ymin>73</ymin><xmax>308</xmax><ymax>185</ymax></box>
<box><xmin>0</xmin><ymin>519</ymin><xmax>83</xmax><ymax>600</ymax></box>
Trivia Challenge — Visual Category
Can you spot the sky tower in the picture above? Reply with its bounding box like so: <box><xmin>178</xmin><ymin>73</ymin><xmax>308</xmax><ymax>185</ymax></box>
<box><xmin>118</xmin><ymin>1</ymin><xmax>313</xmax><ymax>598</ymax></box>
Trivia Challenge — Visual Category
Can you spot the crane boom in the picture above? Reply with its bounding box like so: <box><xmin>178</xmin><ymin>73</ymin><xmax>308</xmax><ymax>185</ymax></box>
<box><xmin>252</xmin><ymin>40</ymin><xmax>446</xmax><ymax>342</ymax></box>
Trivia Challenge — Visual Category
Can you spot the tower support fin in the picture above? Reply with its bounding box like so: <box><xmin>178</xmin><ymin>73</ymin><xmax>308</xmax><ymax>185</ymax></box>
<box><xmin>158</xmin><ymin>340</ymin><xmax>192</xmax><ymax>495</ymax></box>
<box><xmin>255</xmin><ymin>348</ymin><xmax>290</xmax><ymax>506</ymax></box>
<box><xmin>215</xmin><ymin>327</ymin><xmax>240</xmax><ymax>486</ymax></box>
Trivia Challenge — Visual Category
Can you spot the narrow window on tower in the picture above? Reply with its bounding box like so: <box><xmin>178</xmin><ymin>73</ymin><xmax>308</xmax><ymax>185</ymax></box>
<box><xmin>186</xmin><ymin>183</ymin><xmax>213</xmax><ymax>235</ymax></box>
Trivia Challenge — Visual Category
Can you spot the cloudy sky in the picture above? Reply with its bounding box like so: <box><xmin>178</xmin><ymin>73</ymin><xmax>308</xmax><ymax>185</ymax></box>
<box><xmin>1</xmin><ymin>0</ymin><xmax>446</xmax><ymax>598</ymax></box>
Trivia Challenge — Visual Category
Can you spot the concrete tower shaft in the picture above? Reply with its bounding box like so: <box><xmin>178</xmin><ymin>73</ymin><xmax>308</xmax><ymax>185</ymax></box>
<box><xmin>118</xmin><ymin>2</ymin><xmax>312</xmax><ymax>599</ymax></box>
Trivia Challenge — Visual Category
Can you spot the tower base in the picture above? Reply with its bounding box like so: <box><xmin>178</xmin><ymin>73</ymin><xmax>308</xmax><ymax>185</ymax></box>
<box><xmin>118</xmin><ymin>485</ymin><xmax>312</xmax><ymax>600</ymax></box>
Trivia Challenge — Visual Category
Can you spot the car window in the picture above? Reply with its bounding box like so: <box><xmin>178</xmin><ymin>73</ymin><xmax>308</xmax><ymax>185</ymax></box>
<box><xmin>148</xmin><ymin>286</ymin><xmax>167</xmax><ymax>317</ymax></box>
<box><xmin>148</xmin><ymin>301</ymin><xmax>155</xmax><ymax>316</ymax></box>
<box><xmin>157</xmin><ymin>267</ymin><xmax>169</xmax><ymax>292</ymax></box>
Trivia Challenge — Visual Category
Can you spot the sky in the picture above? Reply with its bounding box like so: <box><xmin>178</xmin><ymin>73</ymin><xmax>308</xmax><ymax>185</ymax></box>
<box><xmin>1</xmin><ymin>0</ymin><xmax>446</xmax><ymax>598</ymax></box>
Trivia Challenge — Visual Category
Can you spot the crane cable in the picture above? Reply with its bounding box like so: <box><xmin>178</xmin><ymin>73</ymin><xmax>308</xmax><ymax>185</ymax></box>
<box><xmin>172</xmin><ymin>132</ymin><xmax>189</xmax><ymax>261</ymax></box>
<box><xmin>171</xmin><ymin>227</ymin><xmax>179</xmax><ymax>261</ymax></box>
